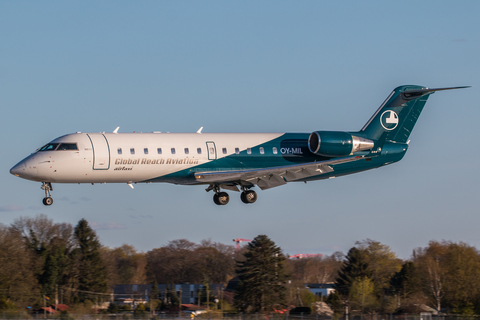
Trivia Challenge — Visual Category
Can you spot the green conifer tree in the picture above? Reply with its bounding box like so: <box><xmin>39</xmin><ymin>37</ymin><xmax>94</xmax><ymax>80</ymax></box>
<box><xmin>74</xmin><ymin>219</ymin><xmax>107</xmax><ymax>295</ymax></box>
<box><xmin>234</xmin><ymin>235</ymin><xmax>287</xmax><ymax>313</ymax></box>
<box><xmin>335</xmin><ymin>247</ymin><xmax>371</xmax><ymax>297</ymax></box>
<box><xmin>390</xmin><ymin>261</ymin><xmax>419</xmax><ymax>299</ymax></box>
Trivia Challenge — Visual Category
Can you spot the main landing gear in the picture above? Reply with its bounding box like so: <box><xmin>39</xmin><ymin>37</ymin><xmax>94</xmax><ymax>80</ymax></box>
<box><xmin>207</xmin><ymin>185</ymin><xmax>257</xmax><ymax>205</ymax></box>
<box><xmin>213</xmin><ymin>192</ymin><xmax>230</xmax><ymax>205</ymax></box>
<box><xmin>241</xmin><ymin>189</ymin><xmax>257</xmax><ymax>204</ymax></box>
<box><xmin>41</xmin><ymin>182</ymin><xmax>53</xmax><ymax>206</ymax></box>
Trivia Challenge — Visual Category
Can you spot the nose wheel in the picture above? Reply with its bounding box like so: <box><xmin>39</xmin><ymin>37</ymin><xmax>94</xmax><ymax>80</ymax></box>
<box><xmin>41</xmin><ymin>182</ymin><xmax>53</xmax><ymax>206</ymax></box>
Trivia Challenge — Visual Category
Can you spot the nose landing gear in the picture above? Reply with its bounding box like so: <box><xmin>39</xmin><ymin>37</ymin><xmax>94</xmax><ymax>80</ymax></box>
<box><xmin>41</xmin><ymin>182</ymin><xmax>53</xmax><ymax>206</ymax></box>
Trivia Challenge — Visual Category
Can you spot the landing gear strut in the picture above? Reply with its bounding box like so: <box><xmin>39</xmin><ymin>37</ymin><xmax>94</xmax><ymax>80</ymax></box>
<box><xmin>41</xmin><ymin>182</ymin><xmax>53</xmax><ymax>206</ymax></box>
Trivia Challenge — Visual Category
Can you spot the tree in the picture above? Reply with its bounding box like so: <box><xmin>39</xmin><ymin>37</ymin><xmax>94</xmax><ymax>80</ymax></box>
<box><xmin>413</xmin><ymin>241</ymin><xmax>448</xmax><ymax>313</ymax></box>
<box><xmin>234</xmin><ymin>235</ymin><xmax>287</xmax><ymax>313</ymax></box>
<box><xmin>198</xmin><ymin>280</ymin><xmax>216</xmax><ymax>307</ymax></box>
<box><xmin>196</xmin><ymin>240</ymin><xmax>236</xmax><ymax>283</ymax></box>
<box><xmin>9</xmin><ymin>214</ymin><xmax>75</xmax><ymax>301</ymax></box>
<box><xmin>325</xmin><ymin>290</ymin><xmax>344</xmax><ymax>315</ymax></box>
<box><xmin>441</xmin><ymin>242</ymin><xmax>480</xmax><ymax>314</ymax></box>
<box><xmin>150</xmin><ymin>279</ymin><xmax>159</xmax><ymax>301</ymax></box>
<box><xmin>355</xmin><ymin>239</ymin><xmax>402</xmax><ymax>292</ymax></box>
<box><xmin>390</xmin><ymin>262</ymin><xmax>418</xmax><ymax>298</ymax></box>
<box><xmin>349</xmin><ymin>277</ymin><xmax>378</xmax><ymax>314</ymax></box>
<box><xmin>102</xmin><ymin>244</ymin><xmax>147</xmax><ymax>286</ymax></box>
<box><xmin>412</xmin><ymin>240</ymin><xmax>480</xmax><ymax>314</ymax></box>
<box><xmin>389</xmin><ymin>261</ymin><xmax>426</xmax><ymax>312</ymax></box>
<box><xmin>287</xmin><ymin>252</ymin><xmax>343</xmax><ymax>285</ymax></box>
<box><xmin>335</xmin><ymin>247</ymin><xmax>371</xmax><ymax>297</ymax></box>
<box><xmin>146</xmin><ymin>239</ymin><xmax>236</xmax><ymax>285</ymax></box>
<box><xmin>74</xmin><ymin>219</ymin><xmax>107</xmax><ymax>294</ymax></box>
<box><xmin>146</xmin><ymin>239</ymin><xmax>202</xmax><ymax>284</ymax></box>
<box><xmin>0</xmin><ymin>224</ymin><xmax>39</xmax><ymax>309</ymax></box>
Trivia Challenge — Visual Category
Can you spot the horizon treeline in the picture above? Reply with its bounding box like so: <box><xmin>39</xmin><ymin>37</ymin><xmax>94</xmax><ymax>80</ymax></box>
<box><xmin>1</xmin><ymin>214</ymin><xmax>480</xmax><ymax>315</ymax></box>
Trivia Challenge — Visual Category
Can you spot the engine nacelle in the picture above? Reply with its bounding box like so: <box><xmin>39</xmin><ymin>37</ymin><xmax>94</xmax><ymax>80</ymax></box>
<box><xmin>308</xmin><ymin>131</ymin><xmax>374</xmax><ymax>157</ymax></box>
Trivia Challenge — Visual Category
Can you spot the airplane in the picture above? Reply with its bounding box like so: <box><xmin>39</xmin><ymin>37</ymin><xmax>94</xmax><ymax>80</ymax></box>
<box><xmin>10</xmin><ymin>85</ymin><xmax>468</xmax><ymax>206</ymax></box>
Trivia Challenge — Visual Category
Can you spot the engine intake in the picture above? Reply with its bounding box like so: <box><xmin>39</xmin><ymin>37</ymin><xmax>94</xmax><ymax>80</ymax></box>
<box><xmin>308</xmin><ymin>131</ymin><xmax>374</xmax><ymax>157</ymax></box>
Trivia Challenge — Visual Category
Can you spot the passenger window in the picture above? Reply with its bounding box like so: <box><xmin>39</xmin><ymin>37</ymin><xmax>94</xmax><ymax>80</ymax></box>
<box><xmin>235</xmin><ymin>148</ymin><xmax>240</xmax><ymax>154</ymax></box>
<box><xmin>171</xmin><ymin>148</ymin><xmax>176</xmax><ymax>154</ymax></box>
<box><xmin>260</xmin><ymin>147</ymin><xmax>264</xmax><ymax>154</ymax></box>
<box><xmin>222</xmin><ymin>148</ymin><xmax>227</xmax><ymax>154</ymax></box>
<box><xmin>197</xmin><ymin>148</ymin><xmax>202</xmax><ymax>154</ymax></box>
<box><xmin>209</xmin><ymin>147</ymin><xmax>215</xmax><ymax>155</ymax></box>
<box><xmin>185</xmin><ymin>148</ymin><xmax>189</xmax><ymax>154</ymax></box>
<box><xmin>273</xmin><ymin>147</ymin><xmax>278</xmax><ymax>154</ymax></box>
<box><xmin>157</xmin><ymin>148</ymin><xmax>162</xmax><ymax>154</ymax></box>
<box><xmin>58</xmin><ymin>143</ymin><xmax>78</xmax><ymax>151</ymax></box>
<box><xmin>247</xmin><ymin>148</ymin><xmax>252</xmax><ymax>154</ymax></box>
<box><xmin>130</xmin><ymin>148</ymin><xmax>135</xmax><ymax>155</ymax></box>
<box><xmin>118</xmin><ymin>148</ymin><xmax>122</xmax><ymax>155</ymax></box>
<box><xmin>144</xmin><ymin>148</ymin><xmax>148</xmax><ymax>155</ymax></box>
<box><xmin>39</xmin><ymin>143</ymin><xmax>59</xmax><ymax>151</ymax></box>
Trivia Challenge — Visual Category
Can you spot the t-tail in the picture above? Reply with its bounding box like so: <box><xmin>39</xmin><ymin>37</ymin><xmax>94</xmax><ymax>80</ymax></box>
<box><xmin>357</xmin><ymin>85</ymin><xmax>469</xmax><ymax>144</ymax></box>
<box><xmin>307</xmin><ymin>85</ymin><xmax>468</xmax><ymax>159</ymax></box>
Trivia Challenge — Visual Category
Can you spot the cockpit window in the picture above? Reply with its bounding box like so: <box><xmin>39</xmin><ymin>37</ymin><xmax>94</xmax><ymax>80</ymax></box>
<box><xmin>39</xmin><ymin>143</ymin><xmax>59</xmax><ymax>151</ymax></box>
<box><xmin>57</xmin><ymin>143</ymin><xmax>78</xmax><ymax>151</ymax></box>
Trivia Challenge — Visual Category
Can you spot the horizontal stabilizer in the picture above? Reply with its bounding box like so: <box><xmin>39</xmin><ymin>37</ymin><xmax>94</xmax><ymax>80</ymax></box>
<box><xmin>401</xmin><ymin>86</ymin><xmax>470</xmax><ymax>100</ymax></box>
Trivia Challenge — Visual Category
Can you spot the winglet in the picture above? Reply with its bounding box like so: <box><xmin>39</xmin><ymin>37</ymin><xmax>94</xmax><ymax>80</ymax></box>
<box><xmin>197</xmin><ymin>127</ymin><xmax>203</xmax><ymax>134</ymax></box>
<box><xmin>113</xmin><ymin>127</ymin><xmax>120</xmax><ymax>133</ymax></box>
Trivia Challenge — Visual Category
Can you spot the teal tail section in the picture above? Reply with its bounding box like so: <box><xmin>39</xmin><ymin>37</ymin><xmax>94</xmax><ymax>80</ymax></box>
<box><xmin>358</xmin><ymin>85</ymin><xmax>469</xmax><ymax>144</ymax></box>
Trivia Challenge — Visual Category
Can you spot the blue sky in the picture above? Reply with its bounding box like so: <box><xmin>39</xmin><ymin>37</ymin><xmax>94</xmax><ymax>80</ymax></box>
<box><xmin>1</xmin><ymin>1</ymin><xmax>479</xmax><ymax>259</ymax></box>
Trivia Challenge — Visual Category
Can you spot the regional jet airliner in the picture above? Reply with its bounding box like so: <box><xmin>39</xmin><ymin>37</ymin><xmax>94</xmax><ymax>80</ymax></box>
<box><xmin>10</xmin><ymin>85</ymin><xmax>468</xmax><ymax>206</ymax></box>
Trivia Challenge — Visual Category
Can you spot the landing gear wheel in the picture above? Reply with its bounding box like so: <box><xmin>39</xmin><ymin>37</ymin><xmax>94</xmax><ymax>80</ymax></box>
<box><xmin>43</xmin><ymin>197</ymin><xmax>53</xmax><ymax>206</ymax></box>
<box><xmin>213</xmin><ymin>192</ymin><xmax>230</xmax><ymax>205</ymax></box>
<box><xmin>241</xmin><ymin>190</ymin><xmax>257</xmax><ymax>204</ymax></box>
<box><xmin>41</xmin><ymin>182</ymin><xmax>54</xmax><ymax>206</ymax></box>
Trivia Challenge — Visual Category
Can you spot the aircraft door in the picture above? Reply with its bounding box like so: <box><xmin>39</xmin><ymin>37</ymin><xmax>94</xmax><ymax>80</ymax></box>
<box><xmin>206</xmin><ymin>141</ymin><xmax>216</xmax><ymax>160</ymax></box>
<box><xmin>87</xmin><ymin>133</ymin><xmax>110</xmax><ymax>170</ymax></box>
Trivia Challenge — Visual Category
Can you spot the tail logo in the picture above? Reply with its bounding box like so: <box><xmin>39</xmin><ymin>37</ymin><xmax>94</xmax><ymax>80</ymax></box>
<box><xmin>380</xmin><ymin>110</ymin><xmax>399</xmax><ymax>130</ymax></box>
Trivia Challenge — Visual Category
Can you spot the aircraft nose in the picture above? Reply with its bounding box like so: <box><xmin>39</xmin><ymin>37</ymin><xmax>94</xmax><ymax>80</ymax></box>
<box><xmin>10</xmin><ymin>161</ymin><xmax>26</xmax><ymax>177</ymax></box>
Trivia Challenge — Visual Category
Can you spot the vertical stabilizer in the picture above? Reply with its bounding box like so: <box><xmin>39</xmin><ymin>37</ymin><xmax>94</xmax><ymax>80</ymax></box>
<box><xmin>359</xmin><ymin>85</ymin><xmax>468</xmax><ymax>143</ymax></box>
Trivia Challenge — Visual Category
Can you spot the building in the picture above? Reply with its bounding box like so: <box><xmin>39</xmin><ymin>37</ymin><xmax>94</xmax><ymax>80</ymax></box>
<box><xmin>304</xmin><ymin>283</ymin><xmax>335</xmax><ymax>298</ymax></box>
<box><xmin>112</xmin><ymin>284</ymin><xmax>224</xmax><ymax>306</ymax></box>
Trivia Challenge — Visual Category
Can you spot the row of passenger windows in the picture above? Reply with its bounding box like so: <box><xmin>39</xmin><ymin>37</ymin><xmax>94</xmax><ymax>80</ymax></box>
<box><xmin>117</xmin><ymin>147</ymin><xmax>279</xmax><ymax>155</ymax></box>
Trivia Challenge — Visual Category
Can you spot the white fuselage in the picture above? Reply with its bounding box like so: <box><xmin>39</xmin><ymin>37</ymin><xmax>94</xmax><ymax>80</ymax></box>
<box><xmin>11</xmin><ymin>132</ymin><xmax>285</xmax><ymax>184</ymax></box>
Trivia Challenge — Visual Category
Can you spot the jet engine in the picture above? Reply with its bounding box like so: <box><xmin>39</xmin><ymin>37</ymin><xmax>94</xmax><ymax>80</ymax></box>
<box><xmin>308</xmin><ymin>131</ymin><xmax>374</xmax><ymax>157</ymax></box>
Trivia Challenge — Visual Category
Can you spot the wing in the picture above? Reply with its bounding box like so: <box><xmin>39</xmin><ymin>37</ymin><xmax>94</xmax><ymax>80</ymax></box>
<box><xmin>194</xmin><ymin>155</ymin><xmax>366</xmax><ymax>191</ymax></box>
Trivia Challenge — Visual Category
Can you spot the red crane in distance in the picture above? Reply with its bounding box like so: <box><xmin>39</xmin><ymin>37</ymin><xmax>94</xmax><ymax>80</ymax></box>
<box><xmin>233</xmin><ymin>238</ymin><xmax>252</xmax><ymax>251</ymax></box>
<box><xmin>289</xmin><ymin>254</ymin><xmax>323</xmax><ymax>259</ymax></box>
